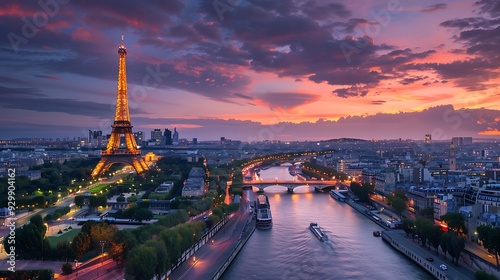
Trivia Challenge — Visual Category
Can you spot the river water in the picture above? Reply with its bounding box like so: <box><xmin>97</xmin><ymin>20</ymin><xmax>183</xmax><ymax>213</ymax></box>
<box><xmin>222</xmin><ymin>166</ymin><xmax>433</xmax><ymax>280</ymax></box>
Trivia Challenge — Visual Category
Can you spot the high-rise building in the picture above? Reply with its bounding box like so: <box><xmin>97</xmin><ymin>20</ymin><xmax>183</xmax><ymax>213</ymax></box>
<box><xmin>192</xmin><ymin>138</ymin><xmax>198</xmax><ymax>145</ymax></box>
<box><xmin>93</xmin><ymin>130</ymin><xmax>102</xmax><ymax>139</ymax></box>
<box><xmin>164</xmin><ymin>128</ymin><xmax>172</xmax><ymax>145</ymax></box>
<box><xmin>88</xmin><ymin>130</ymin><xmax>93</xmax><ymax>143</ymax></box>
<box><xmin>134</xmin><ymin>131</ymin><xmax>144</xmax><ymax>146</ymax></box>
<box><xmin>452</xmin><ymin>137</ymin><xmax>473</xmax><ymax>146</ymax></box>
<box><xmin>151</xmin><ymin>128</ymin><xmax>162</xmax><ymax>145</ymax></box>
<box><xmin>220</xmin><ymin>136</ymin><xmax>226</xmax><ymax>145</ymax></box>
<box><xmin>173</xmin><ymin>128</ymin><xmax>179</xmax><ymax>145</ymax></box>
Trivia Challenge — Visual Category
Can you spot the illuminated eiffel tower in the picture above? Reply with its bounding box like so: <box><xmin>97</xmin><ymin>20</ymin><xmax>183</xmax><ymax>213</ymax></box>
<box><xmin>92</xmin><ymin>35</ymin><xmax>149</xmax><ymax>177</ymax></box>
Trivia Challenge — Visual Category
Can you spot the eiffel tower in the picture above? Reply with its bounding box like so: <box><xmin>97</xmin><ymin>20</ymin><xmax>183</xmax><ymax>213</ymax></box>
<box><xmin>92</xmin><ymin>35</ymin><xmax>149</xmax><ymax>177</ymax></box>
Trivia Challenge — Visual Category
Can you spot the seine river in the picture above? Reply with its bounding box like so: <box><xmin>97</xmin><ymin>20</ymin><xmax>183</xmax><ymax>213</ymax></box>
<box><xmin>221</xmin><ymin>166</ymin><xmax>433</xmax><ymax>280</ymax></box>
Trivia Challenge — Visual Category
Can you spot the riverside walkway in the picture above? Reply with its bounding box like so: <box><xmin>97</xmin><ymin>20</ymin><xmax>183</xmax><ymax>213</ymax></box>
<box><xmin>169</xmin><ymin>199</ymin><xmax>254</xmax><ymax>280</ymax></box>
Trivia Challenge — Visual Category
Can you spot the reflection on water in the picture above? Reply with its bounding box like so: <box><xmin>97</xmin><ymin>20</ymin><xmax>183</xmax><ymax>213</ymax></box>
<box><xmin>222</xmin><ymin>167</ymin><xmax>433</xmax><ymax>280</ymax></box>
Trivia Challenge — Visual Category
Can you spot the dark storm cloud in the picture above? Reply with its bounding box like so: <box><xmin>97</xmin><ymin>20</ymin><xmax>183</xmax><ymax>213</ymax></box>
<box><xmin>332</xmin><ymin>86</ymin><xmax>369</xmax><ymax>98</ymax></box>
<box><xmin>73</xmin><ymin>0</ymin><xmax>184</xmax><ymax>29</ymax></box>
<box><xmin>407</xmin><ymin>0</ymin><xmax>500</xmax><ymax>92</ymax></box>
<box><xmin>132</xmin><ymin>105</ymin><xmax>500</xmax><ymax>141</ymax></box>
<box><xmin>0</xmin><ymin>86</ymin><xmax>144</xmax><ymax>118</ymax></box>
<box><xmin>400</xmin><ymin>75</ymin><xmax>428</xmax><ymax>85</ymax></box>
<box><xmin>371</xmin><ymin>100</ymin><xmax>386</xmax><ymax>105</ymax></box>
<box><xmin>475</xmin><ymin>0</ymin><xmax>500</xmax><ymax>17</ymax></box>
<box><xmin>2</xmin><ymin>0</ymin><xmax>496</xmax><ymax>112</ymax></box>
<box><xmin>300</xmin><ymin>1</ymin><xmax>352</xmax><ymax>19</ymax></box>
<box><xmin>421</xmin><ymin>3</ymin><xmax>447</xmax><ymax>13</ymax></box>
<box><xmin>440</xmin><ymin>17</ymin><xmax>500</xmax><ymax>29</ymax></box>
<box><xmin>256</xmin><ymin>92</ymin><xmax>320</xmax><ymax>111</ymax></box>
<box><xmin>404</xmin><ymin>59</ymin><xmax>498</xmax><ymax>91</ymax></box>
<box><xmin>333</xmin><ymin>18</ymin><xmax>379</xmax><ymax>33</ymax></box>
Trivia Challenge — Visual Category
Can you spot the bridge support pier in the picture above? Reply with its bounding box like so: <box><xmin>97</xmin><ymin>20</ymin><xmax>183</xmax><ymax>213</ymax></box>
<box><xmin>287</xmin><ymin>187</ymin><xmax>294</xmax><ymax>193</ymax></box>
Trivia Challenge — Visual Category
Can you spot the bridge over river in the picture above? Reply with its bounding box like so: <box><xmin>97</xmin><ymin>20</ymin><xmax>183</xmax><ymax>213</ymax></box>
<box><xmin>242</xmin><ymin>179</ymin><xmax>337</xmax><ymax>193</ymax></box>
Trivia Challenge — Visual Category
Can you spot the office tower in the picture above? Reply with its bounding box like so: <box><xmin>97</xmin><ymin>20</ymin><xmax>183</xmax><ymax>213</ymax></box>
<box><xmin>164</xmin><ymin>128</ymin><xmax>172</xmax><ymax>145</ymax></box>
<box><xmin>151</xmin><ymin>128</ymin><xmax>162</xmax><ymax>145</ymax></box>
<box><xmin>173</xmin><ymin>128</ymin><xmax>179</xmax><ymax>145</ymax></box>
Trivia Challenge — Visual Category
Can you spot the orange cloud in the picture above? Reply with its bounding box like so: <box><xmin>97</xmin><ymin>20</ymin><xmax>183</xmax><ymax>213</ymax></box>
<box><xmin>478</xmin><ymin>129</ymin><xmax>500</xmax><ymax>136</ymax></box>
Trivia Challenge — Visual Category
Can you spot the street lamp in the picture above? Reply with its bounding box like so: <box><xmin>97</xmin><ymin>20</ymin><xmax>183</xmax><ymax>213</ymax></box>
<box><xmin>97</xmin><ymin>240</ymin><xmax>106</xmax><ymax>276</ymax></box>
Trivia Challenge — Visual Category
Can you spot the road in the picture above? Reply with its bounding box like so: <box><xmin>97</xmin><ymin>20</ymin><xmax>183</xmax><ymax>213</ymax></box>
<box><xmin>169</xmin><ymin>194</ymin><xmax>252</xmax><ymax>280</ymax></box>
<box><xmin>385</xmin><ymin>230</ymin><xmax>476</xmax><ymax>280</ymax></box>
<box><xmin>370</xmin><ymin>195</ymin><xmax>498</xmax><ymax>267</ymax></box>
<box><xmin>7</xmin><ymin>171</ymin><xmax>130</xmax><ymax>229</ymax></box>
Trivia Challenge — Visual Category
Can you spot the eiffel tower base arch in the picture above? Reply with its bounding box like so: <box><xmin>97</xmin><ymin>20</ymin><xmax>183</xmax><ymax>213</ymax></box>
<box><xmin>92</xmin><ymin>155</ymin><xmax>148</xmax><ymax>177</ymax></box>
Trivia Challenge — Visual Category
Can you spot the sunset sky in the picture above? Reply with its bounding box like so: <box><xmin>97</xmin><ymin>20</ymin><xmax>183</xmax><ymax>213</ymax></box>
<box><xmin>1</xmin><ymin>0</ymin><xmax>500</xmax><ymax>141</ymax></box>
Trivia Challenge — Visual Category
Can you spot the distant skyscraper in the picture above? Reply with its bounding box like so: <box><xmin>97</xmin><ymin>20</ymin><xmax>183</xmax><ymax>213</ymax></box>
<box><xmin>173</xmin><ymin>128</ymin><xmax>179</xmax><ymax>145</ymax></box>
<box><xmin>151</xmin><ymin>128</ymin><xmax>162</xmax><ymax>145</ymax></box>
<box><xmin>93</xmin><ymin>130</ymin><xmax>102</xmax><ymax>139</ymax></box>
<box><xmin>425</xmin><ymin>134</ymin><xmax>431</xmax><ymax>144</ymax></box>
<box><xmin>134</xmin><ymin>131</ymin><xmax>144</xmax><ymax>146</ymax></box>
<box><xmin>164</xmin><ymin>128</ymin><xmax>172</xmax><ymax>145</ymax></box>
<box><xmin>220</xmin><ymin>136</ymin><xmax>226</xmax><ymax>145</ymax></box>
<box><xmin>192</xmin><ymin>138</ymin><xmax>198</xmax><ymax>145</ymax></box>
<box><xmin>88</xmin><ymin>130</ymin><xmax>92</xmax><ymax>143</ymax></box>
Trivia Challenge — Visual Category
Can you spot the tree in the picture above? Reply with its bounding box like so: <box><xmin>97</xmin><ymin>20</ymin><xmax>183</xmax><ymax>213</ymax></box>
<box><xmin>475</xmin><ymin>270</ymin><xmax>498</xmax><ymax>280</ymax></box>
<box><xmin>402</xmin><ymin>218</ymin><xmax>414</xmax><ymax>237</ymax></box>
<box><xmin>440</xmin><ymin>232</ymin><xmax>448</xmax><ymax>259</ymax></box>
<box><xmin>56</xmin><ymin>240</ymin><xmax>73</xmax><ymax>262</ymax></box>
<box><xmin>109</xmin><ymin>242</ymin><xmax>125</xmax><ymax>265</ymax></box>
<box><xmin>430</xmin><ymin>226</ymin><xmax>443</xmax><ymax>254</ymax></box>
<box><xmin>125</xmin><ymin>245</ymin><xmax>157</xmax><ymax>280</ymax></box>
<box><xmin>391</xmin><ymin>197</ymin><xmax>406</xmax><ymax>219</ymax></box>
<box><xmin>124</xmin><ymin>203</ymin><xmax>139</xmax><ymax>219</ymax></box>
<box><xmin>477</xmin><ymin>225</ymin><xmax>500</xmax><ymax>267</ymax></box>
<box><xmin>393</xmin><ymin>190</ymin><xmax>407</xmax><ymax>201</ymax></box>
<box><xmin>440</xmin><ymin>212</ymin><xmax>467</xmax><ymax>237</ymax></box>
<box><xmin>30</xmin><ymin>214</ymin><xmax>46</xmax><ymax>237</ymax></box>
<box><xmin>134</xmin><ymin>208</ymin><xmax>153</xmax><ymax>222</ymax></box>
<box><xmin>89</xmin><ymin>223</ymin><xmax>118</xmax><ymax>247</ymax></box>
<box><xmin>160</xmin><ymin>228</ymin><xmax>182</xmax><ymax>267</ymax></box>
<box><xmin>144</xmin><ymin>239</ymin><xmax>168</xmax><ymax>279</ymax></box>
<box><xmin>71</xmin><ymin>232</ymin><xmax>91</xmax><ymax>259</ymax></box>
<box><xmin>447</xmin><ymin>230</ymin><xmax>465</xmax><ymax>265</ymax></box>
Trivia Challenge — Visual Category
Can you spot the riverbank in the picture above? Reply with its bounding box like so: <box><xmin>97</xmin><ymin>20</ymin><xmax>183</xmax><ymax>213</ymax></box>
<box><xmin>343</xmin><ymin>198</ymin><xmax>475</xmax><ymax>279</ymax></box>
<box><xmin>382</xmin><ymin>230</ymin><xmax>474</xmax><ymax>280</ymax></box>
<box><xmin>212</xmin><ymin>215</ymin><xmax>256</xmax><ymax>280</ymax></box>
<box><xmin>168</xmin><ymin>200</ymin><xmax>255</xmax><ymax>280</ymax></box>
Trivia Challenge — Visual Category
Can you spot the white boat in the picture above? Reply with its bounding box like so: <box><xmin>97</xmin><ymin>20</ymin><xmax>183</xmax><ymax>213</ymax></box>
<box><xmin>310</xmin><ymin>222</ymin><xmax>328</xmax><ymax>241</ymax></box>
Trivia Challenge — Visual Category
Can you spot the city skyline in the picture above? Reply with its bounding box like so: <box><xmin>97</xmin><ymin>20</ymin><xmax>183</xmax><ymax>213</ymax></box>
<box><xmin>1</xmin><ymin>0</ymin><xmax>500</xmax><ymax>141</ymax></box>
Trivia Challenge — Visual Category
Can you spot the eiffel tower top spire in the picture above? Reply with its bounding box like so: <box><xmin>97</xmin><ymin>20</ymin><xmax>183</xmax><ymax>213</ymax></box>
<box><xmin>115</xmin><ymin>34</ymin><xmax>130</xmax><ymax>123</ymax></box>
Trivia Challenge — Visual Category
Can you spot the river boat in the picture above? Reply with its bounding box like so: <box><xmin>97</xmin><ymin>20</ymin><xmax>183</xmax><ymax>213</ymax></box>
<box><xmin>310</xmin><ymin>222</ymin><xmax>328</xmax><ymax>241</ymax></box>
<box><xmin>330</xmin><ymin>190</ymin><xmax>346</xmax><ymax>202</ymax></box>
<box><xmin>255</xmin><ymin>194</ymin><xmax>272</xmax><ymax>229</ymax></box>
